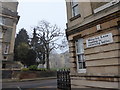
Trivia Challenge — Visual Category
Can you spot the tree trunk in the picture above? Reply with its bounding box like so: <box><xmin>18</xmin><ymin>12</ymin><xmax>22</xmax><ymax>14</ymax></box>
<box><xmin>46</xmin><ymin>53</ymin><xmax>50</xmax><ymax>70</ymax></box>
<box><xmin>46</xmin><ymin>43</ymin><xmax>50</xmax><ymax>70</ymax></box>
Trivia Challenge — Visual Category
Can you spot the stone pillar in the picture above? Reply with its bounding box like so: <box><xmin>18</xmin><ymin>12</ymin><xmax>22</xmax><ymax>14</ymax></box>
<box><xmin>9</xmin><ymin>23</ymin><xmax>16</xmax><ymax>61</ymax></box>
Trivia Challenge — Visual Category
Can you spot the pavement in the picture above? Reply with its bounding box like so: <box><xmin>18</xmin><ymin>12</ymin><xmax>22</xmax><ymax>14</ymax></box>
<box><xmin>2</xmin><ymin>77</ymin><xmax>57</xmax><ymax>83</ymax></box>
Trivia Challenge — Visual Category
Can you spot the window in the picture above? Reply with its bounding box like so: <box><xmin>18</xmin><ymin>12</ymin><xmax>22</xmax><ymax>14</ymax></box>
<box><xmin>2</xmin><ymin>63</ymin><xmax>6</xmax><ymax>68</ymax></box>
<box><xmin>94</xmin><ymin>0</ymin><xmax>119</xmax><ymax>13</ymax></box>
<box><xmin>71</xmin><ymin>0</ymin><xmax>79</xmax><ymax>17</ymax></box>
<box><xmin>4</xmin><ymin>44</ymin><xmax>9</xmax><ymax>54</ymax></box>
<box><xmin>0</xmin><ymin>17</ymin><xmax>2</xmax><ymax>25</ymax></box>
<box><xmin>76</xmin><ymin>38</ymin><xmax>86</xmax><ymax>73</ymax></box>
<box><xmin>0</xmin><ymin>17</ymin><xmax>6</xmax><ymax>25</ymax></box>
<box><xmin>0</xmin><ymin>17</ymin><xmax>13</xmax><ymax>26</ymax></box>
<box><xmin>0</xmin><ymin>31</ymin><xmax>3</xmax><ymax>38</ymax></box>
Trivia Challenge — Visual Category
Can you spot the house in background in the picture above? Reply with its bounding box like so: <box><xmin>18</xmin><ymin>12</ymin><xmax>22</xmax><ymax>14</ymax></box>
<box><xmin>0</xmin><ymin>1</ymin><xmax>20</xmax><ymax>69</ymax></box>
<box><xmin>60</xmin><ymin>51</ymin><xmax>70</xmax><ymax>68</ymax></box>
<box><xmin>66</xmin><ymin>0</ymin><xmax>120</xmax><ymax>89</ymax></box>
<box><xmin>49</xmin><ymin>51</ymin><xmax>70</xmax><ymax>69</ymax></box>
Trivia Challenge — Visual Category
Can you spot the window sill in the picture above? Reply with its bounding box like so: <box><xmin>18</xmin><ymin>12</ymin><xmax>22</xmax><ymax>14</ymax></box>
<box><xmin>70</xmin><ymin>14</ymin><xmax>81</xmax><ymax>21</ymax></box>
<box><xmin>77</xmin><ymin>69</ymin><xmax>86</xmax><ymax>73</ymax></box>
<box><xmin>93</xmin><ymin>0</ymin><xmax>120</xmax><ymax>13</ymax></box>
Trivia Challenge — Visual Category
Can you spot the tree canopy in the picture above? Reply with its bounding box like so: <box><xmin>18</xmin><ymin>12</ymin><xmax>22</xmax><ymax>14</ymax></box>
<box><xmin>14</xmin><ymin>28</ymin><xmax>36</xmax><ymax>67</ymax></box>
<box><xmin>34</xmin><ymin>20</ymin><xmax>64</xmax><ymax>69</ymax></box>
<box><xmin>15</xmin><ymin>28</ymin><xmax>29</xmax><ymax>46</ymax></box>
<box><xmin>14</xmin><ymin>20</ymin><xmax>68</xmax><ymax>69</ymax></box>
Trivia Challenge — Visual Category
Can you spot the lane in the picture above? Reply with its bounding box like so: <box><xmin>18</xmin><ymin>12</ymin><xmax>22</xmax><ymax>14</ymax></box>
<box><xmin>2</xmin><ymin>79</ymin><xmax>57</xmax><ymax>88</ymax></box>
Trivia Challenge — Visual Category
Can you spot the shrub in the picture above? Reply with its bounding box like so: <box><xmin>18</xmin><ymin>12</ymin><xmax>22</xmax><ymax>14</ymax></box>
<box><xmin>28</xmin><ymin>65</ymin><xmax>37</xmax><ymax>70</ymax></box>
<box><xmin>21</xmin><ymin>68</ymin><xmax>29</xmax><ymax>71</ymax></box>
<box><xmin>50</xmin><ymin>68</ymin><xmax>57</xmax><ymax>71</ymax></box>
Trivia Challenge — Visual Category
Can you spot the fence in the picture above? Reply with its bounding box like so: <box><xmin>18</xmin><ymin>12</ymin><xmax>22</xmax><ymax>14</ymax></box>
<box><xmin>57</xmin><ymin>69</ymin><xmax>71</xmax><ymax>90</ymax></box>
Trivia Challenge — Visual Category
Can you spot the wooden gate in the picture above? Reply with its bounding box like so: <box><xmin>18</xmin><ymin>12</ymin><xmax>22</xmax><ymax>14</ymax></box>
<box><xmin>57</xmin><ymin>69</ymin><xmax>71</xmax><ymax>90</ymax></box>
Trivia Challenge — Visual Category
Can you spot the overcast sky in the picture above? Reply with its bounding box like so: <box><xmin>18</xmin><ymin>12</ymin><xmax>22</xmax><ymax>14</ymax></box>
<box><xmin>17</xmin><ymin>0</ymin><xmax>67</xmax><ymax>37</ymax></box>
<box><xmin>16</xmin><ymin>0</ymin><xmax>68</xmax><ymax>53</ymax></box>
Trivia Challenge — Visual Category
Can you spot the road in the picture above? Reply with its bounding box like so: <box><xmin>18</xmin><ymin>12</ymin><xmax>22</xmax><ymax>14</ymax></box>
<box><xmin>2</xmin><ymin>79</ymin><xmax>57</xmax><ymax>89</ymax></box>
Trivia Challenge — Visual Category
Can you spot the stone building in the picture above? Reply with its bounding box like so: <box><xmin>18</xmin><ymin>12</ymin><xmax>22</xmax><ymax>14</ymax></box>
<box><xmin>49</xmin><ymin>51</ymin><xmax>70</xmax><ymax>69</ymax></box>
<box><xmin>66</xmin><ymin>0</ymin><xmax>120</xmax><ymax>89</ymax></box>
<box><xmin>0</xmin><ymin>1</ymin><xmax>19</xmax><ymax>69</ymax></box>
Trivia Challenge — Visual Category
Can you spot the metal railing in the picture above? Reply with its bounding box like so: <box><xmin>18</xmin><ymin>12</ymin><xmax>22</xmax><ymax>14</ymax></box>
<box><xmin>57</xmin><ymin>69</ymin><xmax>71</xmax><ymax>90</ymax></box>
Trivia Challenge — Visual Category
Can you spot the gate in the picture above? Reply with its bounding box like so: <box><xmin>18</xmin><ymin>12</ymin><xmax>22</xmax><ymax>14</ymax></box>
<box><xmin>57</xmin><ymin>69</ymin><xmax>71</xmax><ymax>90</ymax></box>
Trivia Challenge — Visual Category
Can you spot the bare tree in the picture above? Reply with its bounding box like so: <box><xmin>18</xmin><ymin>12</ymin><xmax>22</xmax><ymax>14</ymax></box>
<box><xmin>34</xmin><ymin>20</ymin><xmax>64</xmax><ymax>69</ymax></box>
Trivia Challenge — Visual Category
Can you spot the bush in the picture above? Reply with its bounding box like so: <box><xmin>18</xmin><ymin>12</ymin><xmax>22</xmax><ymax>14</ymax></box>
<box><xmin>28</xmin><ymin>65</ymin><xmax>37</xmax><ymax>70</ymax></box>
<box><xmin>21</xmin><ymin>68</ymin><xmax>29</xmax><ymax>71</ymax></box>
<box><xmin>50</xmin><ymin>68</ymin><xmax>57</xmax><ymax>71</ymax></box>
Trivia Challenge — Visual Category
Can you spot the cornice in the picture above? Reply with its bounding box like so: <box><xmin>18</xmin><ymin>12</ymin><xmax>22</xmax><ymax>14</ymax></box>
<box><xmin>66</xmin><ymin>10</ymin><xmax>120</xmax><ymax>36</ymax></box>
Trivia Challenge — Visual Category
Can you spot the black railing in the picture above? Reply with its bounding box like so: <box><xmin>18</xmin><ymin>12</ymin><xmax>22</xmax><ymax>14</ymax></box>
<box><xmin>57</xmin><ymin>69</ymin><xmax>71</xmax><ymax>90</ymax></box>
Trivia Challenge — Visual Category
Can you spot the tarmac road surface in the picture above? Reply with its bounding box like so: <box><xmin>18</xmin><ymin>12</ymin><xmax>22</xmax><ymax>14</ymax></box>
<box><xmin>2</xmin><ymin>79</ymin><xmax>57</xmax><ymax>89</ymax></box>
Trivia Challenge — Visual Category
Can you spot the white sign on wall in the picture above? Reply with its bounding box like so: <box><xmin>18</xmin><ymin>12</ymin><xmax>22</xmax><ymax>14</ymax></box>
<box><xmin>86</xmin><ymin>33</ymin><xmax>113</xmax><ymax>48</ymax></box>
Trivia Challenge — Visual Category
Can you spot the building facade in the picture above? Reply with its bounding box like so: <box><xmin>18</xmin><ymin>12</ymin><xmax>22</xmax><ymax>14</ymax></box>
<box><xmin>0</xmin><ymin>1</ymin><xmax>19</xmax><ymax>69</ymax></box>
<box><xmin>66</xmin><ymin>0</ymin><xmax>120</xmax><ymax>89</ymax></box>
<box><xmin>49</xmin><ymin>51</ymin><xmax>70</xmax><ymax>69</ymax></box>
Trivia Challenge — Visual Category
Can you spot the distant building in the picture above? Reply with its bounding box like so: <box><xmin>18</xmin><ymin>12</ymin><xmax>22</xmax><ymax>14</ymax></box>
<box><xmin>0</xmin><ymin>1</ymin><xmax>19</xmax><ymax>69</ymax></box>
<box><xmin>60</xmin><ymin>51</ymin><xmax>70</xmax><ymax>68</ymax></box>
<box><xmin>49</xmin><ymin>53</ymin><xmax>62</xmax><ymax>68</ymax></box>
<box><xmin>66</xmin><ymin>0</ymin><xmax>120</xmax><ymax>89</ymax></box>
<box><xmin>49</xmin><ymin>51</ymin><xmax>70</xmax><ymax>69</ymax></box>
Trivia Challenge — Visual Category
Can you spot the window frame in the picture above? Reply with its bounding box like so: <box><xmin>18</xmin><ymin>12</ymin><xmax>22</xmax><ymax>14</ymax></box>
<box><xmin>0</xmin><ymin>31</ymin><xmax>3</xmax><ymax>39</ymax></box>
<box><xmin>3</xmin><ymin>44</ymin><xmax>9</xmax><ymax>54</ymax></box>
<box><xmin>71</xmin><ymin>0</ymin><xmax>79</xmax><ymax>17</ymax></box>
<box><xmin>94</xmin><ymin>0</ymin><xmax>119</xmax><ymax>13</ymax></box>
<box><xmin>75</xmin><ymin>38</ymin><xmax>86</xmax><ymax>73</ymax></box>
<box><xmin>0</xmin><ymin>16</ymin><xmax>13</xmax><ymax>26</ymax></box>
<box><xmin>0</xmin><ymin>17</ymin><xmax>2</xmax><ymax>25</ymax></box>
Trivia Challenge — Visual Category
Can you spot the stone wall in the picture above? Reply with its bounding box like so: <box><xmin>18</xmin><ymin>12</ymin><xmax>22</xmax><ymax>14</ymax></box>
<box><xmin>66</xmin><ymin>1</ymin><xmax>120</xmax><ymax>89</ymax></box>
<box><xmin>18</xmin><ymin>71</ymin><xmax>56</xmax><ymax>79</ymax></box>
<box><xmin>2</xmin><ymin>70</ymin><xmax>12</xmax><ymax>79</ymax></box>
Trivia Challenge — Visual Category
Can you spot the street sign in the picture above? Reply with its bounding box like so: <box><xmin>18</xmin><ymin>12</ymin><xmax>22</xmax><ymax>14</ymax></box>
<box><xmin>86</xmin><ymin>33</ymin><xmax>113</xmax><ymax>48</ymax></box>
